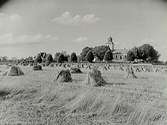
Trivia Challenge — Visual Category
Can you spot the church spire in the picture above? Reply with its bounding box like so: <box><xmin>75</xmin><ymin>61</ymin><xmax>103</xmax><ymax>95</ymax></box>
<box><xmin>106</xmin><ymin>36</ymin><xmax>114</xmax><ymax>51</ymax></box>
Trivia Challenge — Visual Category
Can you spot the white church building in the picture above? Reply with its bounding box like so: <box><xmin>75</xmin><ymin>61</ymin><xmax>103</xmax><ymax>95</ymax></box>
<box><xmin>106</xmin><ymin>36</ymin><xmax>129</xmax><ymax>61</ymax></box>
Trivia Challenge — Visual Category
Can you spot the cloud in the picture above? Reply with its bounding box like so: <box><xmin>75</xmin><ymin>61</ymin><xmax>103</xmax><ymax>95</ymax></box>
<box><xmin>52</xmin><ymin>11</ymin><xmax>100</xmax><ymax>25</ymax></box>
<box><xmin>0</xmin><ymin>33</ymin><xmax>58</xmax><ymax>46</ymax></box>
<box><xmin>0</xmin><ymin>13</ymin><xmax>22</xmax><ymax>31</ymax></box>
<box><xmin>74</xmin><ymin>37</ymin><xmax>88</xmax><ymax>43</ymax></box>
<box><xmin>0</xmin><ymin>13</ymin><xmax>21</xmax><ymax>22</ymax></box>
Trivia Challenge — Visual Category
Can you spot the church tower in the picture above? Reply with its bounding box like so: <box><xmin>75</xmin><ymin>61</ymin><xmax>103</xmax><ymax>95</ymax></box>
<box><xmin>106</xmin><ymin>36</ymin><xmax>114</xmax><ymax>51</ymax></box>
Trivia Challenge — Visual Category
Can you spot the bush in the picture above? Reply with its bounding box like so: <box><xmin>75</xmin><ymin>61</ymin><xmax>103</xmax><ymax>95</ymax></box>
<box><xmin>70</xmin><ymin>52</ymin><xmax>77</xmax><ymax>63</ymax></box>
<box><xmin>86</xmin><ymin>50</ymin><xmax>94</xmax><ymax>63</ymax></box>
<box><xmin>104</xmin><ymin>50</ymin><xmax>113</xmax><ymax>62</ymax></box>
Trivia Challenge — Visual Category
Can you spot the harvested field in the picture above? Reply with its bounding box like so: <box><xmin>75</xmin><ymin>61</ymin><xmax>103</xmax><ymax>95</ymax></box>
<box><xmin>0</xmin><ymin>64</ymin><xmax>167</xmax><ymax>125</ymax></box>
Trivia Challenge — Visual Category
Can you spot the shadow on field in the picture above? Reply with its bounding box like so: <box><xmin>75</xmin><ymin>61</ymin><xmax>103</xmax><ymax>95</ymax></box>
<box><xmin>108</xmin><ymin>82</ymin><xmax>126</xmax><ymax>86</ymax></box>
<box><xmin>0</xmin><ymin>87</ymin><xmax>39</xmax><ymax>101</ymax></box>
<box><xmin>0</xmin><ymin>90</ymin><xmax>10</xmax><ymax>97</ymax></box>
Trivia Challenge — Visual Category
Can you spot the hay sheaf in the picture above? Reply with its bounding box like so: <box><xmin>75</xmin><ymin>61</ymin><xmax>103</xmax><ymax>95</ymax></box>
<box><xmin>84</xmin><ymin>68</ymin><xmax>107</xmax><ymax>87</ymax></box>
<box><xmin>70</xmin><ymin>68</ymin><xmax>82</xmax><ymax>74</ymax></box>
<box><xmin>33</xmin><ymin>65</ymin><xmax>42</xmax><ymax>71</ymax></box>
<box><xmin>126</xmin><ymin>66</ymin><xmax>137</xmax><ymax>79</ymax></box>
<box><xmin>56</xmin><ymin>69</ymin><xmax>72</xmax><ymax>82</ymax></box>
<box><xmin>3</xmin><ymin>66</ymin><xmax>24</xmax><ymax>76</ymax></box>
<box><xmin>50</xmin><ymin>63</ymin><xmax>54</xmax><ymax>67</ymax></box>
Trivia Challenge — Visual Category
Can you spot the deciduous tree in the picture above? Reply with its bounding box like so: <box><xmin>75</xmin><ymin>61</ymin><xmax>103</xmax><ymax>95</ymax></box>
<box><xmin>86</xmin><ymin>50</ymin><xmax>94</xmax><ymax>63</ymax></box>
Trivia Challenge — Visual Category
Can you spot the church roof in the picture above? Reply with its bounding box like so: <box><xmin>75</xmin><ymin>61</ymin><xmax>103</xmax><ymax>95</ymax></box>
<box><xmin>113</xmin><ymin>48</ymin><xmax>129</xmax><ymax>54</ymax></box>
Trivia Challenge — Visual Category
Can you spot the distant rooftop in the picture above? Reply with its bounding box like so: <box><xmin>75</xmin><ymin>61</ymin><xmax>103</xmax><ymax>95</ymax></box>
<box><xmin>113</xmin><ymin>48</ymin><xmax>129</xmax><ymax>54</ymax></box>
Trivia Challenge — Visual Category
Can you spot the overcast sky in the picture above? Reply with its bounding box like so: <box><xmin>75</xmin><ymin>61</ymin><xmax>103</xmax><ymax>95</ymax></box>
<box><xmin>0</xmin><ymin>0</ymin><xmax>166</xmax><ymax>60</ymax></box>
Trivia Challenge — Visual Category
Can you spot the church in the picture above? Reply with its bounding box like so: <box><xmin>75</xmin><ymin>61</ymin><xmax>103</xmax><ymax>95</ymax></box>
<box><xmin>106</xmin><ymin>36</ymin><xmax>129</xmax><ymax>62</ymax></box>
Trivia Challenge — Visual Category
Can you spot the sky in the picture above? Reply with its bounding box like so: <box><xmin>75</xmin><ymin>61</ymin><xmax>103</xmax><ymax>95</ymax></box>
<box><xmin>0</xmin><ymin>0</ymin><xmax>166</xmax><ymax>60</ymax></box>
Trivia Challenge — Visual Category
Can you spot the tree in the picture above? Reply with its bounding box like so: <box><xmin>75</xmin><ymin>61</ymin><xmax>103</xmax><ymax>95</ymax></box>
<box><xmin>46</xmin><ymin>54</ymin><xmax>53</xmax><ymax>64</ymax></box>
<box><xmin>70</xmin><ymin>52</ymin><xmax>77</xmax><ymax>63</ymax></box>
<box><xmin>54</xmin><ymin>52</ymin><xmax>61</xmax><ymax>62</ymax></box>
<box><xmin>86</xmin><ymin>50</ymin><xmax>94</xmax><ymax>63</ymax></box>
<box><xmin>63</xmin><ymin>55</ymin><xmax>70</xmax><ymax>62</ymax></box>
<box><xmin>127</xmin><ymin>50</ymin><xmax>136</xmax><ymax>61</ymax></box>
<box><xmin>93</xmin><ymin>45</ymin><xmax>110</xmax><ymax>61</ymax></box>
<box><xmin>58</xmin><ymin>54</ymin><xmax>65</xmax><ymax>63</ymax></box>
<box><xmin>127</xmin><ymin>47</ymin><xmax>140</xmax><ymax>61</ymax></box>
<box><xmin>80</xmin><ymin>47</ymin><xmax>93</xmax><ymax>61</ymax></box>
<box><xmin>35</xmin><ymin>54</ymin><xmax>42</xmax><ymax>63</ymax></box>
<box><xmin>61</xmin><ymin>50</ymin><xmax>67</xmax><ymax>56</ymax></box>
<box><xmin>1</xmin><ymin>56</ymin><xmax>8</xmax><ymax>62</ymax></box>
<box><xmin>165</xmin><ymin>61</ymin><xmax>167</xmax><ymax>65</ymax></box>
<box><xmin>77</xmin><ymin>55</ymin><xmax>82</xmax><ymax>63</ymax></box>
<box><xmin>131</xmin><ymin>47</ymin><xmax>140</xmax><ymax>59</ymax></box>
<box><xmin>138</xmin><ymin>44</ymin><xmax>160</xmax><ymax>62</ymax></box>
<box><xmin>104</xmin><ymin>50</ymin><xmax>113</xmax><ymax>62</ymax></box>
<box><xmin>127</xmin><ymin>44</ymin><xmax>160</xmax><ymax>62</ymax></box>
<box><xmin>40</xmin><ymin>52</ymin><xmax>47</xmax><ymax>58</ymax></box>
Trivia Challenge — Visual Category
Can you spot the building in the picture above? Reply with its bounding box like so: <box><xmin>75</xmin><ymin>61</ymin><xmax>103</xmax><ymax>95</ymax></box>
<box><xmin>112</xmin><ymin>48</ymin><xmax>128</xmax><ymax>61</ymax></box>
<box><xmin>106</xmin><ymin>36</ymin><xmax>129</xmax><ymax>61</ymax></box>
<box><xmin>93</xmin><ymin>56</ymin><xmax>101</xmax><ymax>62</ymax></box>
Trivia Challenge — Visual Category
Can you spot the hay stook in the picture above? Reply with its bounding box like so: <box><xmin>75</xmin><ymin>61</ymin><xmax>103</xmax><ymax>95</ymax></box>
<box><xmin>33</xmin><ymin>65</ymin><xmax>42</xmax><ymax>71</ymax></box>
<box><xmin>3</xmin><ymin>66</ymin><xmax>24</xmax><ymax>76</ymax></box>
<box><xmin>56</xmin><ymin>69</ymin><xmax>72</xmax><ymax>82</ymax></box>
<box><xmin>126</xmin><ymin>65</ymin><xmax>137</xmax><ymax>79</ymax></box>
<box><xmin>70</xmin><ymin>67</ymin><xmax>82</xmax><ymax>74</ymax></box>
<box><xmin>84</xmin><ymin>68</ymin><xmax>107</xmax><ymax>87</ymax></box>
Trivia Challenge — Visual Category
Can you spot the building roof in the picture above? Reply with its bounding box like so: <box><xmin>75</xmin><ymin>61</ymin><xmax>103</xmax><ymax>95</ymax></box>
<box><xmin>113</xmin><ymin>48</ymin><xmax>129</xmax><ymax>54</ymax></box>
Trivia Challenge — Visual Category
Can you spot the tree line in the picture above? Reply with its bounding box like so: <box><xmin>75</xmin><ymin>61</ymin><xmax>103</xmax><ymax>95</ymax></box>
<box><xmin>127</xmin><ymin>44</ymin><xmax>160</xmax><ymax>63</ymax></box>
<box><xmin>0</xmin><ymin>43</ymin><xmax>163</xmax><ymax>64</ymax></box>
<box><xmin>33</xmin><ymin>43</ymin><xmax>160</xmax><ymax>64</ymax></box>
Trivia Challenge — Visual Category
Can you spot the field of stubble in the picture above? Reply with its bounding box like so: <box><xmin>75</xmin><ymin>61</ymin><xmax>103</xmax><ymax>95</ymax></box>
<box><xmin>0</xmin><ymin>65</ymin><xmax>167</xmax><ymax>125</ymax></box>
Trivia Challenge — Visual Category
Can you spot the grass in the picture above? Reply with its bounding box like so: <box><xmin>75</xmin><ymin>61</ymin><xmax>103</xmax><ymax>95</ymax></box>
<box><xmin>0</xmin><ymin>65</ymin><xmax>166</xmax><ymax>124</ymax></box>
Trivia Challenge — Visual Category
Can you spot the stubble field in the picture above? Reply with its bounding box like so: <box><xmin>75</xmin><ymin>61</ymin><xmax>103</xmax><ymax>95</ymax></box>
<box><xmin>0</xmin><ymin>65</ymin><xmax>167</xmax><ymax>125</ymax></box>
